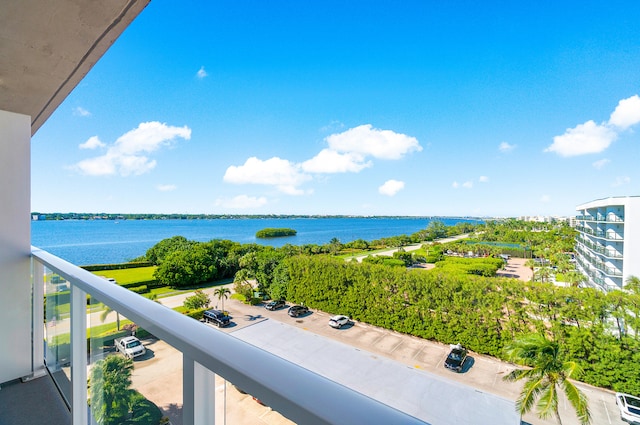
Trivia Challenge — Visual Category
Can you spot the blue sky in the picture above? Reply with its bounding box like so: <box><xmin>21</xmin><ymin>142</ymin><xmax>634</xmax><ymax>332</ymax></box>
<box><xmin>31</xmin><ymin>1</ymin><xmax>640</xmax><ymax>217</ymax></box>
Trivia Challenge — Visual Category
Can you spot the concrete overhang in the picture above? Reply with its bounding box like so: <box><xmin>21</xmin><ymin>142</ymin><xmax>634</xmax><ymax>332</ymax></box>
<box><xmin>0</xmin><ymin>0</ymin><xmax>150</xmax><ymax>135</ymax></box>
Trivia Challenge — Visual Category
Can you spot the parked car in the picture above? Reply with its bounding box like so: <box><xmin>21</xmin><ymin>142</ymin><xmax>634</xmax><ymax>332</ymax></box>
<box><xmin>616</xmin><ymin>392</ymin><xmax>640</xmax><ymax>424</ymax></box>
<box><xmin>288</xmin><ymin>305</ymin><xmax>309</xmax><ymax>317</ymax></box>
<box><xmin>444</xmin><ymin>344</ymin><xmax>467</xmax><ymax>372</ymax></box>
<box><xmin>328</xmin><ymin>315</ymin><xmax>350</xmax><ymax>329</ymax></box>
<box><xmin>114</xmin><ymin>336</ymin><xmax>146</xmax><ymax>359</ymax></box>
<box><xmin>202</xmin><ymin>309</ymin><xmax>231</xmax><ymax>327</ymax></box>
<box><xmin>265</xmin><ymin>299</ymin><xmax>286</xmax><ymax>311</ymax></box>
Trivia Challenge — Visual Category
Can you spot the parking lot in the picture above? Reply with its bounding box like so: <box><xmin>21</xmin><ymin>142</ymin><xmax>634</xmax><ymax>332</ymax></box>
<box><xmin>130</xmin><ymin>298</ymin><xmax>625</xmax><ymax>425</ymax></box>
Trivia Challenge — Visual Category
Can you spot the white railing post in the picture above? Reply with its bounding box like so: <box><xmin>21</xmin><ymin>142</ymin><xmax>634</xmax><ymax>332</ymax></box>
<box><xmin>183</xmin><ymin>356</ymin><xmax>217</xmax><ymax>424</ymax></box>
<box><xmin>195</xmin><ymin>361</ymin><xmax>216</xmax><ymax>424</ymax></box>
<box><xmin>183</xmin><ymin>354</ymin><xmax>194</xmax><ymax>424</ymax></box>
<box><xmin>71</xmin><ymin>284</ymin><xmax>88</xmax><ymax>425</ymax></box>
<box><xmin>31</xmin><ymin>259</ymin><xmax>46</xmax><ymax>379</ymax></box>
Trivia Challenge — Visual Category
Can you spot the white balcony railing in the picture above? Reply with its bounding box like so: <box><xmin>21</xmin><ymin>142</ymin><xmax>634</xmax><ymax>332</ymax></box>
<box><xmin>32</xmin><ymin>247</ymin><xmax>424</xmax><ymax>425</ymax></box>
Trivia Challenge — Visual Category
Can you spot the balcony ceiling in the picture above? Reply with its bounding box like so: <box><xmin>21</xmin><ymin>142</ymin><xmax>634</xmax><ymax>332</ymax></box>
<box><xmin>0</xmin><ymin>0</ymin><xmax>150</xmax><ymax>135</ymax></box>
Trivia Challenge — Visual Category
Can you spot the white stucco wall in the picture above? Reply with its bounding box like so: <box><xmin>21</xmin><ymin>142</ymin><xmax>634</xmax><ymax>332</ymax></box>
<box><xmin>0</xmin><ymin>110</ymin><xmax>32</xmax><ymax>383</ymax></box>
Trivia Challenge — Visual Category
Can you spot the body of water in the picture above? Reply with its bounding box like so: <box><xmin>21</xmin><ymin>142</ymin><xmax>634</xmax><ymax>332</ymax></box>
<box><xmin>31</xmin><ymin>217</ymin><xmax>479</xmax><ymax>266</ymax></box>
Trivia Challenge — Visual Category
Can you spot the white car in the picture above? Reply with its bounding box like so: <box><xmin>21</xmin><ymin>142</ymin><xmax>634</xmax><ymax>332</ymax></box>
<box><xmin>115</xmin><ymin>336</ymin><xmax>146</xmax><ymax>359</ymax></box>
<box><xmin>616</xmin><ymin>392</ymin><xmax>640</xmax><ymax>424</ymax></box>
<box><xmin>328</xmin><ymin>315</ymin><xmax>350</xmax><ymax>329</ymax></box>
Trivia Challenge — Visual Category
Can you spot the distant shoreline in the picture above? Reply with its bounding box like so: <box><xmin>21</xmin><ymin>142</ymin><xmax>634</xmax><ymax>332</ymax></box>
<box><xmin>31</xmin><ymin>213</ymin><xmax>490</xmax><ymax>221</ymax></box>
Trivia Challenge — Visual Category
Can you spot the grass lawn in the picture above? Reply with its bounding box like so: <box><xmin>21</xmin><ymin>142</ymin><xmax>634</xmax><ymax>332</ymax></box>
<box><xmin>92</xmin><ymin>266</ymin><xmax>156</xmax><ymax>285</ymax></box>
<box><xmin>51</xmin><ymin>269</ymin><xmax>233</xmax><ymax>320</ymax></box>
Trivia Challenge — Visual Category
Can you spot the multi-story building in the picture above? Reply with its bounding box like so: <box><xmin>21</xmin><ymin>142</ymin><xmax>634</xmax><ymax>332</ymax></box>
<box><xmin>574</xmin><ymin>196</ymin><xmax>640</xmax><ymax>291</ymax></box>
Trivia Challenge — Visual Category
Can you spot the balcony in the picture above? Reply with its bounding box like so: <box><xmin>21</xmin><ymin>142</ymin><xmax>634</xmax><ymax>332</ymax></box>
<box><xmin>28</xmin><ymin>247</ymin><xmax>426</xmax><ymax>425</ymax></box>
<box><xmin>606</xmin><ymin>214</ymin><xmax>624</xmax><ymax>223</ymax></box>
<box><xmin>575</xmin><ymin>214</ymin><xmax>624</xmax><ymax>224</ymax></box>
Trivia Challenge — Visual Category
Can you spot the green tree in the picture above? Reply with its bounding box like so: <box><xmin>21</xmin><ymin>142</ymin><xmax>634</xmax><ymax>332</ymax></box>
<box><xmin>89</xmin><ymin>356</ymin><xmax>163</xmax><ymax>424</ymax></box>
<box><xmin>233</xmin><ymin>269</ymin><xmax>255</xmax><ymax>302</ymax></box>
<box><xmin>565</xmin><ymin>271</ymin><xmax>586</xmax><ymax>288</ymax></box>
<box><xmin>503</xmin><ymin>333</ymin><xmax>591</xmax><ymax>425</ymax></box>
<box><xmin>183</xmin><ymin>289</ymin><xmax>210</xmax><ymax>310</ymax></box>
<box><xmin>153</xmin><ymin>244</ymin><xmax>218</xmax><ymax>288</ymax></box>
<box><xmin>214</xmin><ymin>286</ymin><xmax>231</xmax><ymax>312</ymax></box>
<box><xmin>525</xmin><ymin>259</ymin><xmax>537</xmax><ymax>279</ymax></box>
<box><xmin>626</xmin><ymin>275</ymin><xmax>640</xmax><ymax>293</ymax></box>
<box><xmin>144</xmin><ymin>235</ymin><xmax>194</xmax><ymax>265</ymax></box>
<box><xmin>89</xmin><ymin>356</ymin><xmax>134</xmax><ymax>425</ymax></box>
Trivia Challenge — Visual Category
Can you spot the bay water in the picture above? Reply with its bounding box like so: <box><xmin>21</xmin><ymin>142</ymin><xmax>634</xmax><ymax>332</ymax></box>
<box><xmin>31</xmin><ymin>217</ymin><xmax>477</xmax><ymax>266</ymax></box>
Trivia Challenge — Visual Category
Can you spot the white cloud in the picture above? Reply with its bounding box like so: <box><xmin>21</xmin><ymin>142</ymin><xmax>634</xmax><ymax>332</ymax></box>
<box><xmin>325</xmin><ymin>124</ymin><xmax>422</xmax><ymax>159</ymax></box>
<box><xmin>452</xmin><ymin>181</ymin><xmax>473</xmax><ymax>189</ymax></box>
<box><xmin>547</xmin><ymin>95</ymin><xmax>640</xmax><ymax>157</ymax></box>
<box><xmin>608</xmin><ymin>95</ymin><xmax>640</xmax><ymax>130</ymax></box>
<box><xmin>196</xmin><ymin>66</ymin><xmax>208</xmax><ymax>79</ymax></box>
<box><xmin>612</xmin><ymin>176</ymin><xmax>631</xmax><ymax>187</ymax></box>
<box><xmin>73</xmin><ymin>106</ymin><xmax>91</xmax><ymax>117</ymax></box>
<box><xmin>114</xmin><ymin>121</ymin><xmax>191</xmax><ymax>155</ymax></box>
<box><xmin>223</xmin><ymin>157</ymin><xmax>311</xmax><ymax>195</ymax></box>
<box><xmin>301</xmin><ymin>149</ymin><xmax>370</xmax><ymax>173</ymax></box>
<box><xmin>157</xmin><ymin>184</ymin><xmax>177</xmax><ymax>192</ymax></box>
<box><xmin>73</xmin><ymin>122</ymin><xmax>191</xmax><ymax>176</ymax></box>
<box><xmin>117</xmin><ymin>154</ymin><xmax>157</xmax><ymax>176</ymax></box>
<box><xmin>378</xmin><ymin>180</ymin><xmax>405</xmax><ymax>196</ymax></box>
<box><xmin>545</xmin><ymin>120</ymin><xmax>617</xmax><ymax>157</ymax></box>
<box><xmin>215</xmin><ymin>195</ymin><xmax>268</xmax><ymax>209</ymax></box>
<box><xmin>479</xmin><ymin>175</ymin><xmax>489</xmax><ymax>183</ymax></box>
<box><xmin>540</xmin><ymin>195</ymin><xmax>551</xmax><ymax>203</ymax></box>
<box><xmin>592</xmin><ymin>158</ymin><xmax>610</xmax><ymax>170</ymax></box>
<box><xmin>499</xmin><ymin>142</ymin><xmax>515</xmax><ymax>153</ymax></box>
<box><xmin>224</xmin><ymin>125</ymin><xmax>420</xmax><ymax>195</ymax></box>
<box><xmin>74</xmin><ymin>155</ymin><xmax>117</xmax><ymax>176</ymax></box>
<box><xmin>79</xmin><ymin>136</ymin><xmax>105</xmax><ymax>150</ymax></box>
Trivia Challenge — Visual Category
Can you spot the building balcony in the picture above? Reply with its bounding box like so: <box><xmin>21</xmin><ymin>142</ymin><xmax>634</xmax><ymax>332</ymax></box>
<box><xmin>606</xmin><ymin>214</ymin><xmax>624</xmax><ymax>223</ymax></box>
<box><xmin>24</xmin><ymin>247</ymin><xmax>424</xmax><ymax>425</ymax></box>
<box><xmin>587</xmin><ymin>230</ymin><xmax>624</xmax><ymax>241</ymax></box>
<box><xmin>575</xmin><ymin>214</ymin><xmax>624</xmax><ymax>224</ymax></box>
<box><xmin>579</xmin><ymin>240</ymin><xmax>623</xmax><ymax>259</ymax></box>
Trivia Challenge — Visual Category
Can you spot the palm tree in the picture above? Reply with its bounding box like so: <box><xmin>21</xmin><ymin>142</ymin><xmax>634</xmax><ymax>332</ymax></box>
<box><xmin>503</xmin><ymin>333</ymin><xmax>591</xmax><ymax>425</ymax></box>
<box><xmin>89</xmin><ymin>355</ymin><xmax>134</xmax><ymax>425</ymax></box>
<box><xmin>566</xmin><ymin>271</ymin><xmax>586</xmax><ymax>288</ymax></box>
<box><xmin>99</xmin><ymin>303</ymin><xmax>121</xmax><ymax>330</ymax></box>
<box><xmin>214</xmin><ymin>286</ymin><xmax>231</xmax><ymax>312</ymax></box>
<box><xmin>524</xmin><ymin>259</ymin><xmax>537</xmax><ymax>280</ymax></box>
<box><xmin>626</xmin><ymin>275</ymin><xmax>640</xmax><ymax>294</ymax></box>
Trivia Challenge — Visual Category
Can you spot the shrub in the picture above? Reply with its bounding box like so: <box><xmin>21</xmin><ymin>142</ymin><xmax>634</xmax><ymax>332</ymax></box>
<box><xmin>183</xmin><ymin>289</ymin><xmax>211</xmax><ymax>310</ymax></box>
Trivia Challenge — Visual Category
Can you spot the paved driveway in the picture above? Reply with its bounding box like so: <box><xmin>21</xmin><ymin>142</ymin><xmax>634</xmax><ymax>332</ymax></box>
<box><xmin>127</xmin><ymin>297</ymin><xmax>625</xmax><ymax>425</ymax></box>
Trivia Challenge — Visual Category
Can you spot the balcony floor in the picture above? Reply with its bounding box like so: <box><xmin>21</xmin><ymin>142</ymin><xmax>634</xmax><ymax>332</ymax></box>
<box><xmin>0</xmin><ymin>373</ymin><xmax>70</xmax><ymax>425</ymax></box>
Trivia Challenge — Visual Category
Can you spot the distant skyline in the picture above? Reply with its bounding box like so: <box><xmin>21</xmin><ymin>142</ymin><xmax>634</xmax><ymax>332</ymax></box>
<box><xmin>31</xmin><ymin>1</ymin><xmax>640</xmax><ymax>217</ymax></box>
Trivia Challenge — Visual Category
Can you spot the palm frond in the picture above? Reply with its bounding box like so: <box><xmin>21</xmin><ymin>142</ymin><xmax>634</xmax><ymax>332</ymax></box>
<box><xmin>535</xmin><ymin>383</ymin><xmax>558</xmax><ymax>419</ymax></box>
<box><xmin>562</xmin><ymin>380</ymin><xmax>591</xmax><ymax>425</ymax></box>
<box><xmin>516</xmin><ymin>377</ymin><xmax>547</xmax><ymax>414</ymax></box>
